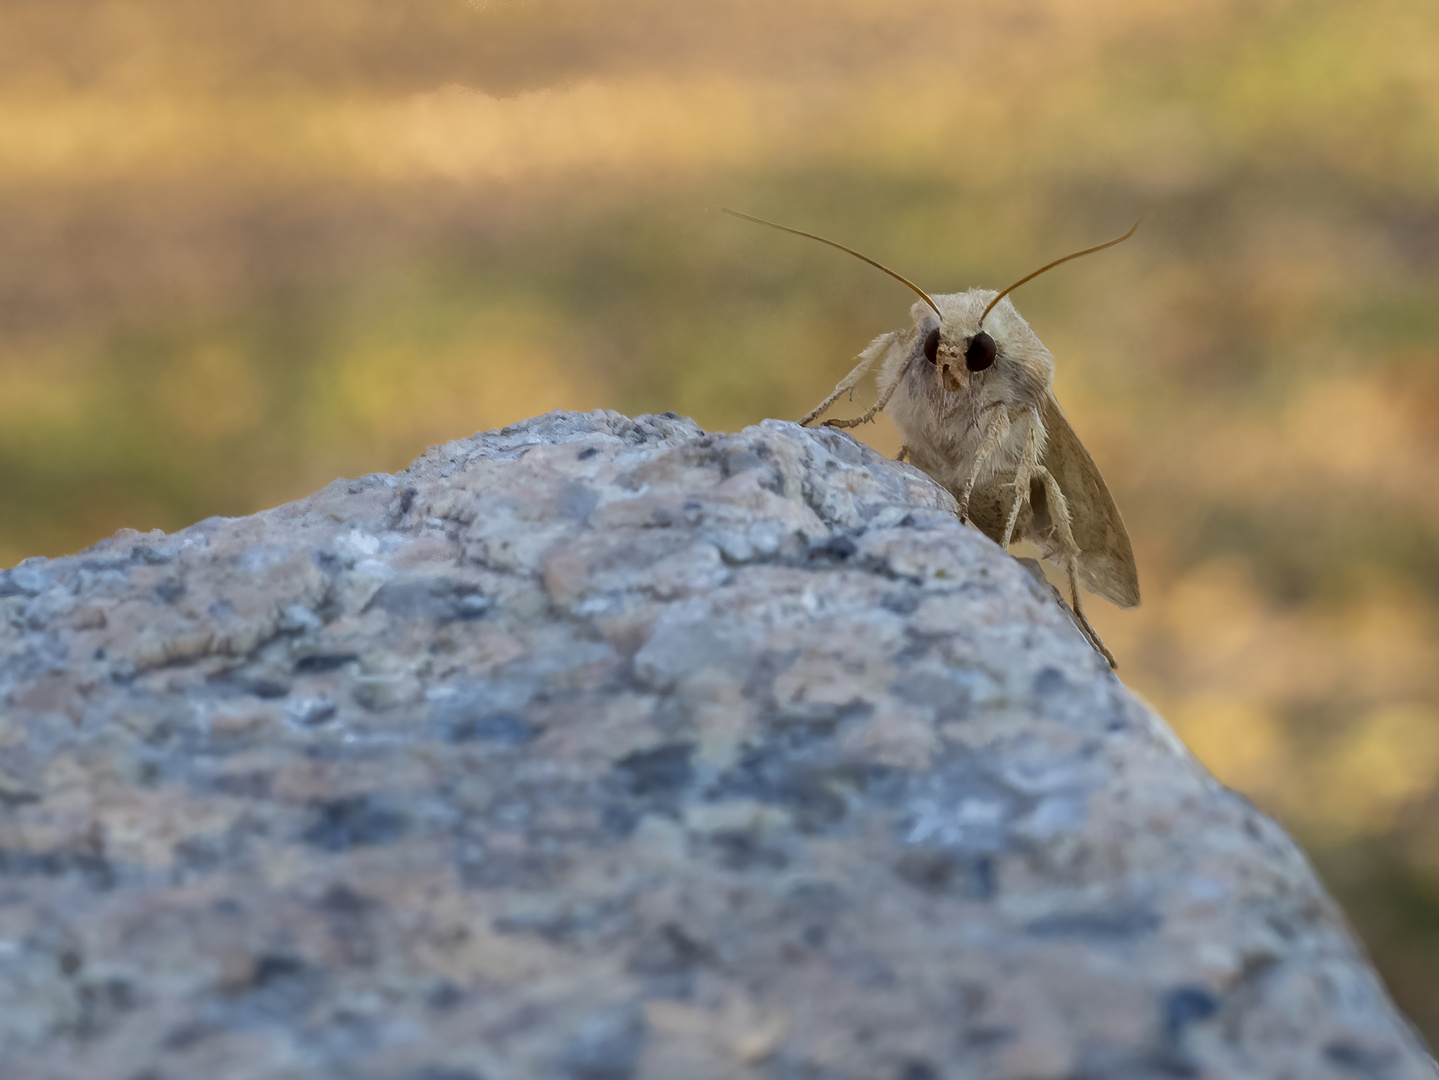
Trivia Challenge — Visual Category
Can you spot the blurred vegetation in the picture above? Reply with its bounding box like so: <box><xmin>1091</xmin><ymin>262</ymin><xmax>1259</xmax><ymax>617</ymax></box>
<box><xmin>2</xmin><ymin>0</ymin><xmax>1437</xmax><ymax>1041</ymax></box>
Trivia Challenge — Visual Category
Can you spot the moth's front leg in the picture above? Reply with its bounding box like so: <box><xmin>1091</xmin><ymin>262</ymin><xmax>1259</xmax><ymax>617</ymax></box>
<box><xmin>822</xmin><ymin>332</ymin><xmax>909</xmax><ymax>429</ymax></box>
<box><xmin>957</xmin><ymin>404</ymin><xmax>1011</xmax><ymax>523</ymax></box>
<box><xmin>800</xmin><ymin>331</ymin><xmax>900</xmax><ymax>427</ymax></box>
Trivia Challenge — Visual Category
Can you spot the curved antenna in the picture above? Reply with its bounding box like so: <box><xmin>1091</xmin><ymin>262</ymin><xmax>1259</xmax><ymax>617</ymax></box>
<box><xmin>722</xmin><ymin>208</ymin><xmax>942</xmax><ymax>318</ymax></box>
<box><xmin>979</xmin><ymin>221</ymin><xmax>1140</xmax><ymax>327</ymax></box>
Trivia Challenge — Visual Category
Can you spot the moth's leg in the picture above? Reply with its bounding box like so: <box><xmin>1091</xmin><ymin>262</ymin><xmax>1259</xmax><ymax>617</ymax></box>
<box><xmin>1000</xmin><ymin>415</ymin><xmax>1045</xmax><ymax>548</ymax></box>
<box><xmin>823</xmin><ymin>338</ymin><xmax>908</xmax><ymax>429</ymax></box>
<box><xmin>1000</xmin><ymin>490</ymin><xmax>1026</xmax><ymax>550</ymax></box>
<box><xmin>1034</xmin><ymin>464</ymin><xmax>1079</xmax><ymax>562</ymax></box>
<box><xmin>1036</xmin><ymin>464</ymin><xmax>1118</xmax><ymax>669</ymax></box>
<box><xmin>799</xmin><ymin>332</ymin><xmax>897</xmax><ymax>427</ymax></box>
<box><xmin>822</xmin><ymin>371</ymin><xmax>903</xmax><ymax>429</ymax></box>
<box><xmin>1065</xmin><ymin>554</ymin><xmax>1118</xmax><ymax>668</ymax></box>
<box><xmin>799</xmin><ymin>367</ymin><xmax>866</xmax><ymax>427</ymax></box>
<box><xmin>956</xmin><ymin>404</ymin><xmax>1011</xmax><ymax>522</ymax></box>
<box><xmin>896</xmin><ymin>445</ymin><xmax>910</xmax><ymax>463</ymax></box>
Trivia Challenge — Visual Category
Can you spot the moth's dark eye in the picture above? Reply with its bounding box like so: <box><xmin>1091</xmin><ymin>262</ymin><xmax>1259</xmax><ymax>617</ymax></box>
<box><xmin>922</xmin><ymin>327</ymin><xmax>940</xmax><ymax>364</ymax></box>
<box><xmin>966</xmin><ymin>331</ymin><xmax>997</xmax><ymax>371</ymax></box>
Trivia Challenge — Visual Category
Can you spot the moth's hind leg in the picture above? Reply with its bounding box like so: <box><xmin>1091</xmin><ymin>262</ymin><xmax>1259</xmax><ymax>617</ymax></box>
<box><xmin>1036</xmin><ymin>464</ymin><xmax>1118</xmax><ymax>669</ymax></box>
<box><xmin>800</xmin><ymin>331</ymin><xmax>898</xmax><ymax>427</ymax></box>
<box><xmin>1064</xmin><ymin>554</ymin><xmax>1117</xmax><ymax>669</ymax></box>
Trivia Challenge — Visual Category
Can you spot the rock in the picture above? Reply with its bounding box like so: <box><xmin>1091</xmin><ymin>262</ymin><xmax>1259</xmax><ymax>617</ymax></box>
<box><xmin>0</xmin><ymin>409</ymin><xmax>1432</xmax><ymax>1080</ymax></box>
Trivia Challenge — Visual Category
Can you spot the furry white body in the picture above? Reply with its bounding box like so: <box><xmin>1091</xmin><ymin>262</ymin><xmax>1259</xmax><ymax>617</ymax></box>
<box><xmin>881</xmin><ymin>292</ymin><xmax>1051</xmax><ymax>519</ymax></box>
<box><xmin>802</xmin><ymin>288</ymin><xmax>1139</xmax><ymax>666</ymax></box>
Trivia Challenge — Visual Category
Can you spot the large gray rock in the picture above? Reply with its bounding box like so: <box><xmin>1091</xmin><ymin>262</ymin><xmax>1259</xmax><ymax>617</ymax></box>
<box><xmin>0</xmin><ymin>410</ymin><xmax>1432</xmax><ymax>1080</ymax></box>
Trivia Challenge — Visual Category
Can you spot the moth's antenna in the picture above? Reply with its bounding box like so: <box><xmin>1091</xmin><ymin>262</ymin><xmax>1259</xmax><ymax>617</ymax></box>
<box><xmin>979</xmin><ymin>221</ymin><xmax>1140</xmax><ymax>327</ymax></box>
<box><xmin>723</xmin><ymin>208</ymin><xmax>942</xmax><ymax>318</ymax></box>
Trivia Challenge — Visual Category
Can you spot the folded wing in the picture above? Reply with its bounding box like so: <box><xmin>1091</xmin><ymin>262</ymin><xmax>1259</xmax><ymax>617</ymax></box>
<box><xmin>1041</xmin><ymin>393</ymin><xmax>1140</xmax><ymax>608</ymax></box>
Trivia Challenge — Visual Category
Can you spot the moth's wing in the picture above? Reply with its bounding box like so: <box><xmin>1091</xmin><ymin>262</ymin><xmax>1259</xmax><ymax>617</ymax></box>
<box><xmin>1041</xmin><ymin>392</ymin><xmax>1140</xmax><ymax>607</ymax></box>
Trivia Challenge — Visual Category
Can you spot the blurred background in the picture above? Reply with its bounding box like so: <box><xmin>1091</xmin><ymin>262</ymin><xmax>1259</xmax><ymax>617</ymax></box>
<box><xmin>2</xmin><ymin>0</ymin><xmax>1437</xmax><ymax>1040</ymax></box>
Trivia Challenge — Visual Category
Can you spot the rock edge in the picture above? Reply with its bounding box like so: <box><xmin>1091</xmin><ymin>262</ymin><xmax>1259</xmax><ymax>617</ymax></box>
<box><xmin>0</xmin><ymin>409</ymin><xmax>1433</xmax><ymax>1080</ymax></box>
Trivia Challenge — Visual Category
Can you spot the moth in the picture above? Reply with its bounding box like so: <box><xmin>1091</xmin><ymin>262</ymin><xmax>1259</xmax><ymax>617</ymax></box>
<box><xmin>725</xmin><ymin>209</ymin><xmax>1140</xmax><ymax>667</ymax></box>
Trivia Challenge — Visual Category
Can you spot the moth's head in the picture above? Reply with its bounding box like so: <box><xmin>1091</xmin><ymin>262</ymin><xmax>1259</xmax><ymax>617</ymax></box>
<box><xmin>912</xmin><ymin>291</ymin><xmax>1052</xmax><ymax>394</ymax></box>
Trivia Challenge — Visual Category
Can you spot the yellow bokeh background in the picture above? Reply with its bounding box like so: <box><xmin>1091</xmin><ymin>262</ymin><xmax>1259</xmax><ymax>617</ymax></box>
<box><xmin>2</xmin><ymin>0</ymin><xmax>1438</xmax><ymax>1038</ymax></box>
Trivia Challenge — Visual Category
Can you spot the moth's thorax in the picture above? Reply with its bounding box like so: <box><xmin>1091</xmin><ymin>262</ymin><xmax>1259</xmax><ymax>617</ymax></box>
<box><xmin>877</xmin><ymin>289</ymin><xmax>1055</xmax><ymax>494</ymax></box>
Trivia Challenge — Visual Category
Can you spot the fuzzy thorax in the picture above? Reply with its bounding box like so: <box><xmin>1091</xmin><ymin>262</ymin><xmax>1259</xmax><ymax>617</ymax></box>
<box><xmin>881</xmin><ymin>290</ymin><xmax>1054</xmax><ymax>497</ymax></box>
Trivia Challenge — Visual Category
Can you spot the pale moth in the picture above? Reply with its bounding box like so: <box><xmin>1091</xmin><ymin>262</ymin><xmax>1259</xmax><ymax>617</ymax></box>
<box><xmin>726</xmin><ymin>209</ymin><xmax>1141</xmax><ymax>667</ymax></box>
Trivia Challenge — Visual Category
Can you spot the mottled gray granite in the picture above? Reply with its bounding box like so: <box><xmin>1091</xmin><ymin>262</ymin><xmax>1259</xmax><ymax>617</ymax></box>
<box><xmin>0</xmin><ymin>410</ymin><xmax>1432</xmax><ymax>1080</ymax></box>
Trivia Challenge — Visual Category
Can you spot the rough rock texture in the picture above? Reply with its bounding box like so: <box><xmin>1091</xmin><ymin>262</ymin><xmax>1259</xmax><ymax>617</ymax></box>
<box><xmin>0</xmin><ymin>410</ymin><xmax>1433</xmax><ymax>1080</ymax></box>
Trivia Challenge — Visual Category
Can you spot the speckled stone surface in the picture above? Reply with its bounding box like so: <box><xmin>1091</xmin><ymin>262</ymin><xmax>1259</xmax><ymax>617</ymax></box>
<box><xmin>0</xmin><ymin>410</ymin><xmax>1433</xmax><ymax>1080</ymax></box>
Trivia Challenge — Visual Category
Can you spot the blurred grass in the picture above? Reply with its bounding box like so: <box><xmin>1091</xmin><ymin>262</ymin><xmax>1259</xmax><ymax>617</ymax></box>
<box><xmin>2</xmin><ymin>0</ymin><xmax>1438</xmax><ymax>1041</ymax></box>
